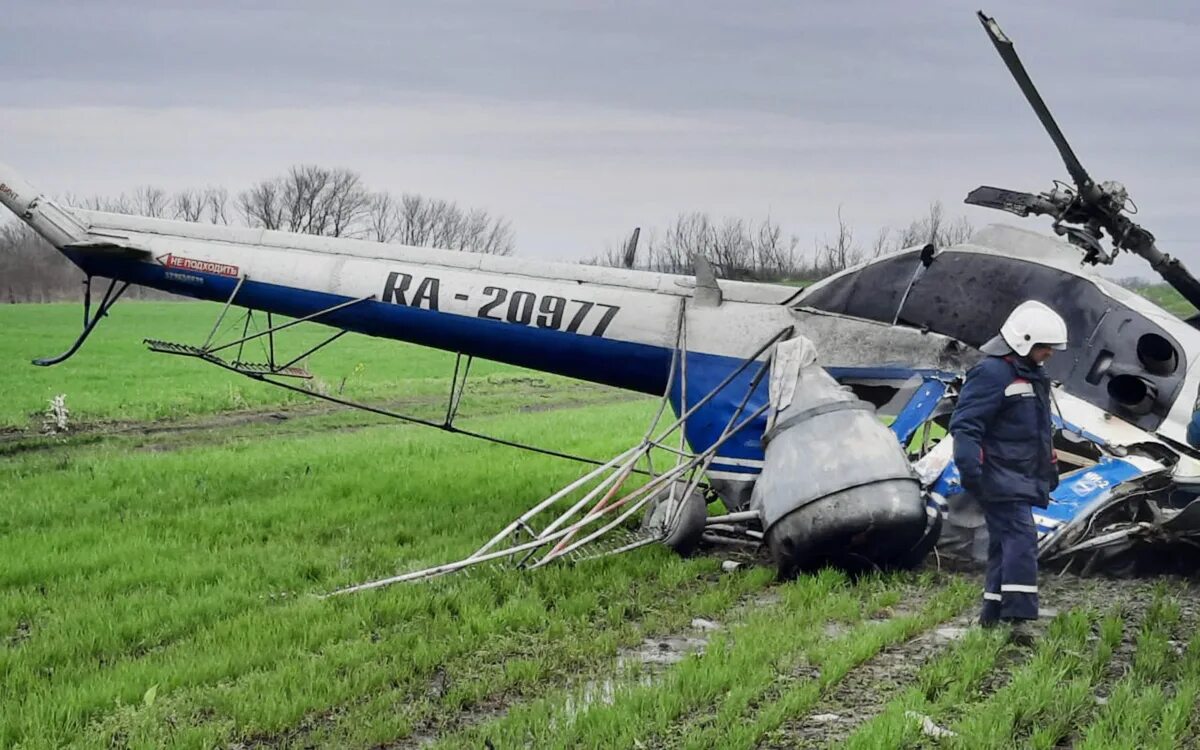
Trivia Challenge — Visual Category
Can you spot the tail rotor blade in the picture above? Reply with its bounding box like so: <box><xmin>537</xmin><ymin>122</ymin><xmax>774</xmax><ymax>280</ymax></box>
<box><xmin>977</xmin><ymin>11</ymin><xmax>1092</xmax><ymax>190</ymax></box>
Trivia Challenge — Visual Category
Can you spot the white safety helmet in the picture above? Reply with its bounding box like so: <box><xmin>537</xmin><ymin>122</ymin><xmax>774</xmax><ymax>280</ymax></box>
<box><xmin>984</xmin><ymin>300</ymin><xmax>1068</xmax><ymax>357</ymax></box>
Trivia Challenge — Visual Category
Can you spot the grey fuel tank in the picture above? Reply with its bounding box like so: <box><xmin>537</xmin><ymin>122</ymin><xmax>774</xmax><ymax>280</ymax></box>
<box><xmin>750</xmin><ymin>336</ymin><xmax>930</xmax><ymax>574</ymax></box>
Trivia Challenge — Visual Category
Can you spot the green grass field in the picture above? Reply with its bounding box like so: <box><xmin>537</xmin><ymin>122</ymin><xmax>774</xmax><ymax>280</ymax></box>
<box><xmin>1122</xmin><ymin>281</ymin><xmax>1197</xmax><ymax>319</ymax></box>
<box><xmin>2</xmin><ymin>299</ymin><xmax>1199</xmax><ymax>748</ymax></box>
<box><xmin>0</xmin><ymin>302</ymin><xmax>608</xmax><ymax>430</ymax></box>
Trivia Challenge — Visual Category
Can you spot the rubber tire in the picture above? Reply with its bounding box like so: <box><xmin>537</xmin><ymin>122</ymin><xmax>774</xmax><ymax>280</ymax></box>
<box><xmin>642</xmin><ymin>485</ymin><xmax>708</xmax><ymax>556</ymax></box>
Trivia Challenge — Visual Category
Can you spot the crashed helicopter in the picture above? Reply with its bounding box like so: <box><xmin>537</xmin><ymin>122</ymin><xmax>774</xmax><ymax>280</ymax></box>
<box><xmin>2</xmin><ymin>12</ymin><xmax>1199</xmax><ymax>589</ymax></box>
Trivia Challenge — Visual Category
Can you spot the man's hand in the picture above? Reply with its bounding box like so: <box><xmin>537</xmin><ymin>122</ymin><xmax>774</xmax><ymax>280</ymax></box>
<box><xmin>960</xmin><ymin>474</ymin><xmax>984</xmax><ymax>497</ymax></box>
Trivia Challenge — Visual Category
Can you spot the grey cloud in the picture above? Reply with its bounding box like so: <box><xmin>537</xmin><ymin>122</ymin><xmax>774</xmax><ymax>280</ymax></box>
<box><xmin>1</xmin><ymin>1</ymin><xmax>1197</xmax><ymax>270</ymax></box>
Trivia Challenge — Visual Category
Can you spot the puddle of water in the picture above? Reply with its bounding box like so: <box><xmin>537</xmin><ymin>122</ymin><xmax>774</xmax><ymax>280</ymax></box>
<box><xmin>561</xmin><ymin>672</ymin><xmax>656</xmax><ymax>720</ymax></box>
<box><xmin>628</xmin><ymin>635</ymin><xmax>711</xmax><ymax>666</ymax></box>
<box><xmin>557</xmin><ymin>621</ymin><xmax>720</xmax><ymax>725</ymax></box>
<box><xmin>553</xmin><ymin>589</ymin><xmax>783</xmax><ymax>726</ymax></box>
<box><xmin>934</xmin><ymin>627</ymin><xmax>969</xmax><ymax>641</ymax></box>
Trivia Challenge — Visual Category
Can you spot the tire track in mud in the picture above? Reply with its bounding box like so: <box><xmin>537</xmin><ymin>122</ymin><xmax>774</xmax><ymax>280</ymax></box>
<box><xmin>1058</xmin><ymin>576</ymin><xmax>1156</xmax><ymax>746</ymax></box>
<box><xmin>937</xmin><ymin>574</ymin><xmax>1128</xmax><ymax>741</ymax></box>
<box><xmin>776</xmin><ymin>612</ymin><xmax>974</xmax><ymax>748</ymax></box>
<box><xmin>755</xmin><ymin>578</ymin><xmax>964</xmax><ymax>750</ymax></box>
<box><xmin>0</xmin><ymin>396</ymin><xmax>431</xmax><ymax>446</ymax></box>
<box><xmin>250</xmin><ymin>574</ymin><xmax>1200</xmax><ymax>749</ymax></box>
<box><xmin>0</xmin><ymin>387</ymin><xmax>641</xmax><ymax>457</ymax></box>
<box><xmin>806</xmin><ymin>572</ymin><xmax>1125</xmax><ymax>748</ymax></box>
<box><xmin>866</xmin><ymin>573</ymin><xmax>1101</xmax><ymax>747</ymax></box>
<box><xmin>643</xmin><ymin>574</ymin><xmax>972</xmax><ymax>750</ymax></box>
<box><xmin>925</xmin><ymin>574</ymin><xmax>1194</xmax><ymax>748</ymax></box>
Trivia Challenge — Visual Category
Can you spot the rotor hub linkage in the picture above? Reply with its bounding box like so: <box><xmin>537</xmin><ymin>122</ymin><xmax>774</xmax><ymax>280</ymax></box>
<box><xmin>966</xmin><ymin>12</ymin><xmax>1200</xmax><ymax>309</ymax></box>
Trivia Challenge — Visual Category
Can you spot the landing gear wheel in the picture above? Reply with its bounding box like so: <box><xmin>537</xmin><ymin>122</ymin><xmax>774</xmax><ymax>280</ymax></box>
<box><xmin>641</xmin><ymin>484</ymin><xmax>708</xmax><ymax>555</ymax></box>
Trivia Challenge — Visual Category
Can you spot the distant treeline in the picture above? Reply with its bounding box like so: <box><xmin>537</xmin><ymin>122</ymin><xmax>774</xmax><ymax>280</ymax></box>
<box><xmin>585</xmin><ymin>202</ymin><xmax>973</xmax><ymax>281</ymax></box>
<box><xmin>0</xmin><ymin>164</ymin><xmax>515</xmax><ymax>302</ymax></box>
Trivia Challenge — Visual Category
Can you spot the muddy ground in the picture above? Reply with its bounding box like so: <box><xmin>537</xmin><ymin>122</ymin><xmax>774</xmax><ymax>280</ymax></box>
<box><xmin>379</xmin><ymin>550</ymin><xmax>1200</xmax><ymax>748</ymax></box>
<box><xmin>764</xmin><ymin>569</ymin><xmax>1196</xmax><ymax>748</ymax></box>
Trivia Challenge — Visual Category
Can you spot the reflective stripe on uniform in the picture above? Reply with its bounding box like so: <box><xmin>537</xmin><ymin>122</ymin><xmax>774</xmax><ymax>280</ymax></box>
<box><xmin>1004</xmin><ymin>381</ymin><xmax>1034</xmax><ymax>397</ymax></box>
<box><xmin>1001</xmin><ymin>584</ymin><xmax>1038</xmax><ymax>594</ymax></box>
<box><xmin>983</xmin><ymin>592</ymin><xmax>1002</xmax><ymax>601</ymax></box>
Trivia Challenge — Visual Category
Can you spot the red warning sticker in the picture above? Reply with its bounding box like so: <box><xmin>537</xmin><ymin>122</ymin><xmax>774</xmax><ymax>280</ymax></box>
<box><xmin>157</xmin><ymin>253</ymin><xmax>239</xmax><ymax>278</ymax></box>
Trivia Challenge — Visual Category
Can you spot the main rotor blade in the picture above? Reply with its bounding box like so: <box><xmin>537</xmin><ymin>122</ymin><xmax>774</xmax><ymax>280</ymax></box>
<box><xmin>977</xmin><ymin>11</ymin><xmax>1092</xmax><ymax>190</ymax></box>
<box><xmin>965</xmin><ymin>185</ymin><xmax>1059</xmax><ymax>217</ymax></box>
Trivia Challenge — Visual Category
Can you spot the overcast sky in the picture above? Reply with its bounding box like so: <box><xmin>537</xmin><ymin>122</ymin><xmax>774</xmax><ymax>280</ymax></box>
<box><xmin>2</xmin><ymin>1</ymin><xmax>1196</xmax><ymax>276</ymax></box>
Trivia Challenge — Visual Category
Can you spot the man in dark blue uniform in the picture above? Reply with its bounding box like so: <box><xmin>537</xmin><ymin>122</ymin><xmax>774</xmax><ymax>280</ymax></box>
<box><xmin>950</xmin><ymin>300</ymin><xmax>1068</xmax><ymax>638</ymax></box>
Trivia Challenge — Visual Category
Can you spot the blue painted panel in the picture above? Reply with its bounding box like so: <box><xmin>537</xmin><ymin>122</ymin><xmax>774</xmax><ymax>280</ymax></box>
<box><xmin>1040</xmin><ymin>458</ymin><xmax>1148</xmax><ymax>524</ymax></box>
<box><xmin>890</xmin><ymin>379</ymin><xmax>948</xmax><ymax>445</ymax></box>
<box><xmin>670</xmin><ymin>352</ymin><xmax>771</xmax><ymax>468</ymax></box>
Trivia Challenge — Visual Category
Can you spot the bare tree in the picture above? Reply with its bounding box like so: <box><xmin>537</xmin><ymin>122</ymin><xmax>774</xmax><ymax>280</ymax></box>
<box><xmin>235</xmin><ymin>168</ymin><xmax>517</xmax><ymax>252</ymax></box>
<box><xmin>587</xmin><ymin>203</ymin><xmax>972</xmax><ymax>282</ymax></box>
<box><xmin>893</xmin><ymin>201</ymin><xmax>974</xmax><ymax>249</ymax></box>
<box><xmin>132</xmin><ymin>186</ymin><xmax>169</xmax><ymax>218</ymax></box>
<box><xmin>4</xmin><ymin>164</ymin><xmax>518</xmax><ymax>302</ymax></box>
<box><xmin>388</xmin><ymin>193</ymin><xmax>514</xmax><ymax>255</ymax></box>
<box><xmin>817</xmin><ymin>206</ymin><xmax>862</xmax><ymax>274</ymax></box>
<box><xmin>365</xmin><ymin>192</ymin><xmax>400</xmax><ymax>243</ymax></box>
<box><xmin>204</xmin><ymin>187</ymin><xmax>230</xmax><ymax>225</ymax></box>
<box><xmin>239</xmin><ymin>166</ymin><xmax>373</xmax><ymax>239</ymax></box>
<box><xmin>328</xmin><ymin>169</ymin><xmax>372</xmax><ymax>238</ymax></box>
<box><xmin>171</xmin><ymin>188</ymin><xmax>229</xmax><ymax>225</ymax></box>
<box><xmin>587</xmin><ymin>213</ymin><xmax>809</xmax><ymax>280</ymax></box>
<box><xmin>753</xmin><ymin>217</ymin><xmax>800</xmax><ymax>278</ymax></box>
<box><xmin>77</xmin><ymin>193</ymin><xmax>133</xmax><ymax>214</ymax></box>
<box><xmin>0</xmin><ymin>222</ymin><xmax>74</xmax><ymax>302</ymax></box>
<box><xmin>237</xmin><ymin>178</ymin><xmax>286</xmax><ymax>230</ymax></box>
<box><xmin>871</xmin><ymin>227</ymin><xmax>892</xmax><ymax>258</ymax></box>
<box><xmin>173</xmin><ymin>189</ymin><xmax>206</xmax><ymax>222</ymax></box>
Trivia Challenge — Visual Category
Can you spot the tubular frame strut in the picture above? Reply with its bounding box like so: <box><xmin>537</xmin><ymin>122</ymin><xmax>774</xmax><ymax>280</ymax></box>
<box><xmin>327</xmin><ymin>306</ymin><xmax>786</xmax><ymax>595</ymax></box>
<box><xmin>140</xmin><ymin>290</ymin><xmax>778</xmax><ymax>595</ymax></box>
<box><xmin>146</xmin><ymin>289</ymin><xmax>375</xmax><ymax>380</ymax></box>
<box><xmin>146</xmin><ymin>290</ymin><xmax>667</xmax><ymax>468</ymax></box>
<box><xmin>33</xmin><ymin>276</ymin><xmax>130</xmax><ymax>366</ymax></box>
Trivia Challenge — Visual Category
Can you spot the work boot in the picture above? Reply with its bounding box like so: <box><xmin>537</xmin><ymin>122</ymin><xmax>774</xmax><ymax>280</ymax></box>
<box><xmin>1002</xmin><ymin>618</ymin><xmax>1036</xmax><ymax>648</ymax></box>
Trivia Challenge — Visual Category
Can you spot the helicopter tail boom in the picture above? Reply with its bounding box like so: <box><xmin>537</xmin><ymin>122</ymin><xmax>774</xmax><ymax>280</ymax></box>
<box><xmin>0</xmin><ymin>162</ymin><xmax>89</xmax><ymax>248</ymax></box>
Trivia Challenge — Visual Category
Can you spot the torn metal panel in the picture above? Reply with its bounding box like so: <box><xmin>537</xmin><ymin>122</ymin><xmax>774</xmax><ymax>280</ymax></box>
<box><xmin>878</xmin><ymin>361</ymin><xmax>1200</xmax><ymax>574</ymax></box>
<box><xmin>792</xmin><ymin>308</ymin><xmax>974</xmax><ymax>373</ymax></box>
